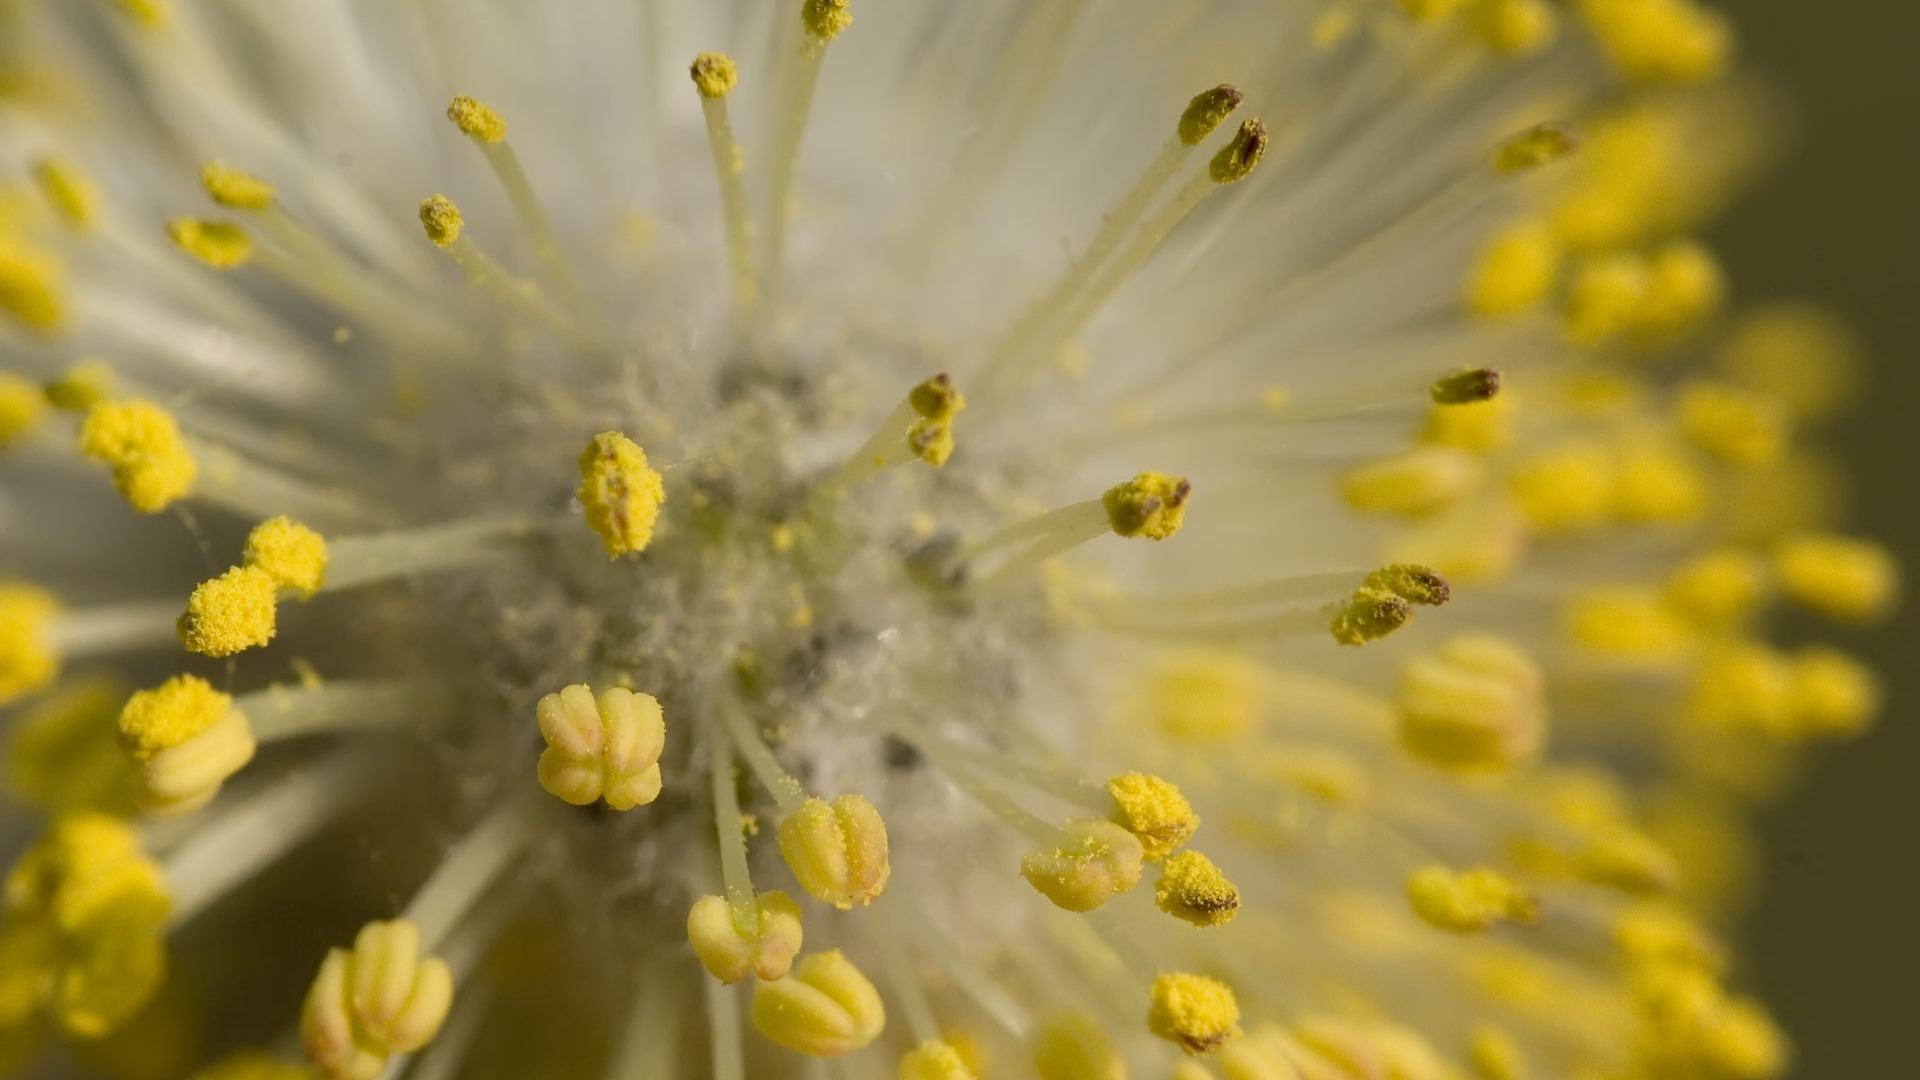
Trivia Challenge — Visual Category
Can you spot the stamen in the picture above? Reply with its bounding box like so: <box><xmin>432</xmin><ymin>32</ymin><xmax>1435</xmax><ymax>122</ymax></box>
<box><xmin>323</xmin><ymin>515</ymin><xmax>539</xmax><ymax>591</ymax></box>
<box><xmin>577</xmin><ymin>431</ymin><xmax>668</xmax><ymax>557</ymax></box>
<box><xmin>828</xmin><ymin>374</ymin><xmax>968</xmax><ymax>489</ymax></box>
<box><xmin>706</xmin><ymin>973</ymin><xmax>747</xmax><ymax>1080</ymax></box>
<box><xmin>300</xmin><ymin>919</ymin><xmax>455</xmax><ymax>1079</ymax></box>
<box><xmin>957</xmin><ymin>472</ymin><xmax>1192</xmax><ymax>589</ymax></box>
<box><xmin>690</xmin><ymin>53</ymin><xmax>759</xmax><ymax>313</ymax></box>
<box><xmin>403</xmin><ymin>806</ymin><xmax>534</xmax><ymax>950</ymax></box>
<box><xmin>1148</xmin><ymin>972</ymin><xmax>1241</xmax><ymax>1055</ymax></box>
<box><xmin>1406</xmin><ymin>865</ymin><xmax>1540</xmax><ymax>933</ymax></box>
<box><xmin>706</xmin><ymin>721</ymin><xmax>766</xmax><ymax>934</ymax></box>
<box><xmin>444</xmin><ymin>96</ymin><xmax>584</xmax><ymax>307</ymax></box>
<box><xmin>418</xmin><ymin>194</ymin><xmax>575</xmax><ymax>339</ymax></box>
<box><xmin>761</xmin><ymin>1</ymin><xmax>855</xmax><ymax>311</ymax></box>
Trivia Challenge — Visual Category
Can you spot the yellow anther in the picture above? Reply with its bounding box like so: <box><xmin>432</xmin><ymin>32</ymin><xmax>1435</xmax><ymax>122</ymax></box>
<box><xmin>445</xmin><ymin>95</ymin><xmax>507</xmax><ymax>144</ymax></box>
<box><xmin>1141</xmin><ymin>650</ymin><xmax>1265</xmax><ymax>742</ymax></box>
<box><xmin>0</xmin><ymin>583</ymin><xmax>60</xmax><ymax>706</ymax></box>
<box><xmin>1406</xmin><ymin>865</ymin><xmax>1539</xmax><ymax>933</ymax></box>
<box><xmin>300</xmin><ymin>920</ymin><xmax>453</xmax><ymax>1080</ymax></box>
<box><xmin>1717</xmin><ymin>305</ymin><xmax>1860</xmax><ymax>422</ymax></box>
<box><xmin>1773</xmin><ymin>533</ymin><xmax>1899</xmax><ymax>623</ymax></box>
<box><xmin>1423</xmin><ymin>393</ymin><xmax>1513</xmax><ymax>454</ymax></box>
<box><xmin>32</xmin><ymin>157</ymin><xmax>100</xmax><ymax>232</ymax></box>
<box><xmin>1467</xmin><ymin>1025</ymin><xmax>1526</xmax><ymax>1080</ymax></box>
<box><xmin>43</xmin><ymin>360</ymin><xmax>113</xmax><ymax>412</ymax></box>
<box><xmin>1021</xmin><ymin>818</ymin><xmax>1145</xmax><ymax>912</ymax></box>
<box><xmin>0</xmin><ymin>372</ymin><xmax>45</xmax><ymax>448</ymax></box>
<box><xmin>690</xmin><ymin>53</ymin><xmax>739</xmax><ymax>99</ymax></box>
<box><xmin>1577</xmin><ymin>0</ymin><xmax>1732</xmax><ymax>85</ymax></box>
<box><xmin>1472</xmin><ymin>0</ymin><xmax>1559</xmax><ymax>56</ymax></box>
<box><xmin>167</xmin><ymin>218</ymin><xmax>253</xmax><ymax>269</ymax></box>
<box><xmin>242</xmin><ymin>516</ymin><xmax>330</xmax><ymax>599</ymax></box>
<box><xmin>1431</xmin><ymin>368</ymin><xmax>1502</xmax><ymax>406</ymax></box>
<box><xmin>577</xmin><ymin>431</ymin><xmax>667</xmax><ymax>558</ymax></box>
<box><xmin>1634</xmin><ymin>239</ymin><xmax>1724</xmax><ymax>337</ymax></box>
<box><xmin>801</xmin><ymin>0</ymin><xmax>853</xmax><ymax>41</ymax></box>
<box><xmin>1295</xmin><ymin>1017</ymin><xmax>1451</xmax><ymax>1080</ymax></box>
<box><xmin>118</xmin><ymin>674</ymin><xmax>254</xmax><ymax>816</ymax></box>
<box><xmin>201</xmin><ymin>162</ymin><xmax>275</xmax><ymax>211</ymax></box>
<box><xmin>778</xmin><ymin>794</ymin><xmax>891</xmax><ymax>909</ymax></box>
<box><xmin>1612</xmin><ymin>437</ymin><xmax>1707</xmax><ymax>524</ymax></box>
<box><xmin>1507</xmin><ymin>441</ymin><xmax>1616</xmax><ymax>534</ymax></box>
<box><xmin>7</xmin><ymin>677</ymin><xmax>139</xmax><ymax>816</ymax></box>
<box><xmin>1563</xmin><ymin>251</ymin><xmax>1649</xmax><ymax>346</ymax></box>
<box><xmin>1148</xmin><ymin>972</ymin><xmax>1240</xmax><ymax>1055</ymax></box>
<box><xmin>1468</xmin><ymin>218</ymin><xmax>1560</xmax><ymax>317</ymax></box>
<box><xmin>1340</xmin><ymin>445</ymin><xmax>1481</xmax><ymax>517</ymax></box>
<box><xmin>1632</xmin><ymin>967</ymin><xmax>1786</xmax><ymax>1080</ymax></box>
<box><xmin>187</xmin><ymin>1051</ymin><xmax>319</xmax><ymax>1080</ymax></box>
<box><xmin>1103</xmin><ymin>472</ymin><xmax>1191</xmax><ymax>540</ymax></box>
<box><xmin>533</xmin><ymin>684</ymin><xmax>666</xmax><ymax>810</ymax></box>
<box><xmin>1208</xmin><ymin>120</ymin><xmax>1268</xmax><ymax>185</ymax></box>
<box><xmin>1</xmin><ymin>813</ymin><xmax>171</xmax><ymax>1037</ymax></box>
<box><xmin>1397</xmin><ymin>0</ymin><xmax>1468</xmax><ymax>20</ymax></box>
<box><xmin>177</xmin><ymin>565</ymin><xmax>278</xmax><ymax>657</ymax></box>
<box><xmin>1329</xmin><ymin>589</ymin><xmax>1410</xmax><ymax>647</ymax></box>
<box><xmin>1564</xmin><ymin>587</ymin><xmax>1692</xmax><ymax>659</ymax></box>
<box><xmin>1614</xmin><ymin>903</ymin><xmax>1725</xmax><ymax>975</ymax></box>
<box><xmin>687</xmin><ymin>890</ymin><xmax>803</xmax><ymax>984</ymax></box>
<box><xmin>1107</xmin><ymin>772</ymin><xmax>1199</xmax><ymax>861</ymax></box>
<box><xmin>900</xmin><ymin>1040</ymin><xmax>976</xmax><ymax>1080</ymax></box>
<box><xmin>1366</xmin><ymin>563</ymin><xmax>1452</xmax><ymax>607</ymax></box>
<box><xmin>1179</xmin><ymin>84</ymin><xmax>1245</xmax><ymax>147</ymax></box>
<box><xmin>1493</xmin><ymin>123</ymin><xmax>1577</xmax><ymax>174</ymax></box>
<box><xmin>1785</xmin><ymin>646</ymin><xmax>1880</xmax><ymax>739</ymax></box>
<box><xmin>1573</xmin><ymin>824</ymin><xmax>1678</xmax><ymax>893</ymax></box>
<box><xmin>1666</xmin><ymin>549</ymin><xmax>1770</xmax><ymax>630</ymax></box>
<box><xmin>908</xmin><ymin>374</ymin><xmax>966</xmax><ymax>468</ymax></box>
<box><xmin>0</xmin><ymin>239</ymin><xmax>70</xmax><ymax>330</ymax></box>
<box><xmin>109</xmin><ymin>0</ymin><xmax>171</xmax><ymax>27</ymax></box>
<box><xmin>1676</xmin><ymin>381</ymin><xmax>1785</xmax><ymax>467</ymax></box>
<box><xmin>1397</xmin><ymin>635</ymin><xmax>1546</xmax><ymax>772</ymax></box>
<box><xmin>117</xmin><ymin>673</ymin><xmax>230</xmax><ymax>757</ymax></box>
<box><xmin>1154</xmin><ymin>851</ymin><xmax>1240</xmax><ymax>928</ymax></box>
<box><xmin>418</xmin><ymin>195</ymin><xmax>463</xmax><ymax>248</ymax></box>
<box><xmin>750</xmin><ymin>950</ymin><xmax>886</xmax><ymax>1057</ymax></box>
<box><xmin>1034</xmin><ymin>1012</ymin><xmax>1125</xmax><ymax>1080</ymax></box>
<box><xmin>77</xmin><ymin>399</ymin><xmax>198</xmax><ymax>513</ymax></box>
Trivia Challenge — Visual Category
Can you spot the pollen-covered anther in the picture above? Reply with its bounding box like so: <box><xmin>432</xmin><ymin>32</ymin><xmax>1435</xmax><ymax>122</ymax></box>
<box><xmin>1208</xmin><ymin>119</ymin><xmax>1267</xmax><ymax>184</ymax></box>
<box><xmin>908</xmin><ymin>373</ymin><xmax>966</xmax><ymax>468</ymax></box>
<box><xmin>245</xmin><ymin>516</ymin><xmax>329</xmax><ymax>598</ymax></box>
<box><xmin>1107</xmin><ymin>771</ymin><xmax>1199</xmax><ymax>860</ymax></box>
<box><xmin>1178</xmin><ymin>84</ymin><xmax>1245</xmax><ymax>147</ymax></box>
<box><xmin>778</xmin><ymin>794</ymin><xmax>891</xmax><ymax>909</ymax></box>
<box><xmin>801</xmin><ymin>0</ymin><xmax>854</xmax><ymax>41</ymax></box>
<box><xmin>1396</xmin><ymin>635</ymin><xmax>1547</xmax><ymax>772</ymax></box>
<box><xmin>1330</xmin><ymin>565</ymin><xmax>1449</xmax><ymax>647</ymax></box>
<box><xmin>1021</xmin><ymin>818</ymin><xmax>1145</xmax><ymax>912</ymax></box>
<box><xmin>1103</xmin><ymin>472</ymin><xmax>1191</xmax><ymax>540</ymax></box>
<box><xmin>118</xmin><ymin>673</ymin><xmax>255</xmax><ymax>815</ymax></box>
<box><xmin>576</xmin><ymin>431</ymin><xmax>667</xmax><ymax>557</ymax></box>
<box><xmin>750</xmin><ymin>950</ymin><xmax>886</xmax><ymax>1057</ymax></box>
<box><xmin>178</xmin><ymin>566</ymin><xmax>278</xmax><ymax>657</ymax></box>
<box><xmin>533</xmin><ymin>684</ymin><xmax>666</xmax><ymax>810</ymax></box>
<box><xmin>1340</xmin><ymin>445</ymin><xmax>1481</xmax><ymax>517</ymax></box>
<box><xmin>0</xmin><ymin>582</ymin><xmax>61</xmax><ymax>705</ymax></box>
<box><xmin>168</xmin><ymin>218</ymin><xmax>254</xmax><ymax>269</ymax></box>
<box><xmin>418</xmin><ymin>195</ymin><xmax>464</xmax><ymax>248</ymax></box>
<box><xmin>301</xmin><ymin>920</ymin><xmax>454</xmax><ymax>1080</ymax></box>
<box><xmin>1431</xmin><ymin>368</ymin><xmax>1502</xmax><ymax>405</ymax></box>
<box><xmin>1155</xmin><ymin>851</ymin><xmax>1241</xmax><ymax>928</ymax></box>
<box><xmin>0</xmin><ymin>372</ymin><xmax>46</xmax><ymax>448</ymax></box>
<box><xmin>1494</xmin><ymin>122</ymin><xmax>1578</xmax><ymax>174</ymax></box>
<box><xmin>1406</xmin><ymin>865</ymin><xmax>1540</xmax><ymax>933</ymax></box>
<box><xmin>0</xmin><ymin>814</ymin><xmax>172</xmax><ymax>1037</ymax></box>
<box><xmin>1773</xmin><ymin>533</ymin><xmax>1900</xmax><ymax>623</ymax></box>
<box><xmin>78</xmin><ymin>399</ymin><xmax>198</xmax><ymax>513</ymax></box>
<box><xmin>688</xmin><ymin>891</ymin><xmax>804</xmax><ymax>984</ymax></box>
<box><xmin>33</xmin><ymin>157</ymin><xmax>101</xmax><ymax>232</ymax></box>
<box><xmin>202</xmin><ymin>162</ymin><xmax>276</xmax><ymax>210</ymax></box>
<box><xmin>690</xmin><ymin>52</ymin><xmax>739</xmax><ymax>99</ymax></box>
<box><xmin>445</xmin><ymin>95</ymin><xmax>507</xmax><ymax>143</ymax></box>
<box><xmin>1149</xmin><ymin>973</ymin><xmax>1241</xmax><ymax>1055</ymax></box>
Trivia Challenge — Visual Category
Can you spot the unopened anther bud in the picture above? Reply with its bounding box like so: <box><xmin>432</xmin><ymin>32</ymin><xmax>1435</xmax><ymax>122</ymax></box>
<box><xmin>779</xmin><ymin>794</ymin><xmax>891</xmax><ymax>908</ymax></box>
<box><xmin>900</xmin><ymin>1039</ymin><xmax>977</xmax><ymax>1080</ymax></box>
<box><xmin>202</xmin><ymin>163</ymin><xmax>276</xmax><ymax>211</ymax></box>
<box><xmin>1208</xmin><ymin>119</ymin><xmax>1267</xmax><ymax>184</ymax></box>
<box><xmin>535</xmin><ymin>684</ymin><xmax>667</xmax><ymax>810</ymax></box>
<box><xmin>1021</xmin><ymin>818</ymin><xmax>1145</xmax><ymax>912</ymax></box>
<box><xmin>688</xmin><ymin>891</ymin><xmax>803</xmax><ymax>983</ymax></box>
<box><xmin>168</xmin><ymin>219</ymin><xmax>253</xmax><ymax>269</ymax></box>
<box><xmin>751</xmin><ymin>950</ymin><xmax>886</xmax><ymax>1057</ymax></box>
<box><xmin>301</xmin><ymin>920</ymin><xmax>453</xmax><ymax>1080</ymax></box>
<box><xmin>1494</xmin><ymin>122</ymin><xmax>1577</xmax><ymax>174</ymax></box>
<box><xmin>1178</xmin><ymin>85</ymin><xmax>1245</xmax><ymax>147</ymax></box>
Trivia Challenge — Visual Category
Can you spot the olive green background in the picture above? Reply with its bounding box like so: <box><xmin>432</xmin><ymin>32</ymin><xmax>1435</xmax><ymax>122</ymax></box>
<box><xmin>1717</xmin><ymin>3</ymin><xmax>1919</xmax><ymax>1075</ymax></box>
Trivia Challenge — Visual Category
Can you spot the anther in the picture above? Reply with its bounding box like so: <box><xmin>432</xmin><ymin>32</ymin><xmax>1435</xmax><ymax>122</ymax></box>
<box><xmin>1431</xmin><ymin>368</ymin><xmax>1502</xmax><ymax>405</ymax></box>
<box><xmin>1034</xmin><ymin>1013</ymin><xmax>1125</xmax><ymax>1080</ymax></box>
<box><xmin>750</xmin><ymin>950</ymin><xmax>887</xmax><ymax>1057</ymax></box>
<box><xmin>44</xmin><ymin>360</ymin><xmax>114</xmax><ymax>412</ymax></box>
<box><xmin>778</xmin><ymin>794</ymin><xmax>891</xmax><ymax>909</ymax></box>
<box><xmin>0</xmin><ymin>240</ymin><xmax>68</xmax><ymax>330</ymax></box>
<box><xmin>1107</xmin><ymin>771</ymin><xmax>1200</xmax><ymax>860</ymax></box>
<box><xmin>534</xmin><ymin>684</ymin><xmax>667</xmax><ymax>810</ymax></box>
<box><xmin>1149</xmin><ymin>973</ymin><xmax>1241</xmax><ymax>1055</ymax></box>
<box><xmin>1493</xmin><ymin>123</ymin><xmax>1578</xmax><ymax>174</ymax></box>
<box><xmin>244</xmin><ymin>517</ymin><xmax>329</xmax><ymax>598</ymax></box>
<box><xmin>1155</xmin><ymin>851</ymin><xmax>1241</xmax><ymax>928</ymax></box>
<box><xmin>1406</xmin><ymin>866</ymin><xmax>1540</xmax><ymax>933</ymax></box>
<box><xmin>77</xmin><ymin>399</ymin><xmax>198</xmax><ymax>513</ymax></box>
<box><xmin>0</xmin><ymin>583</ymin><xmax>59</xmax><ymax>705</ymax></box>
<box><xmin>177</xmin><ymin>565</ymin><xmax>278</xmax><ymax>657</ymax></box>
<box><xmin>168</xmin><ymin>218</ymin><xmax>254</xmax><ymax>269</ymax></box>
<box><xmin>1208</xmin><ymin>119</ymin><xmax>1268</xmax><ymax>185</ymax></box>
<box><xmin>418</xmin><ymin>195</ymin><xmax>463</xmax><ymax>248</ymax></box>
<box><xmin>300</xmin><ymin>919</ymin><xmax>454</xmax><ymax>1080</ymax></box>
<box><xmin>1178</xmin><ymin>85</ymin><xmax>1245</xmax><ymax>147</ymax></box>
<box><xmin>577</xmin><ymin>431</ymin><xmax>667</xmax><ymax>558</ymax></box>
<box><xmin>202</xmin><ymin>163</ymin><xmax>276</xmax><ymax>211</ymax></box>
<box><xmin>1103</xmin><ymin>472</ymin><xmax>1191</xmax><ymax>540</ymax></box>
<box><xmin>118</xmin><ymin>673</ymin><xmax>256</xmax><ymax>814</ymax></box>
<box><xmin>690</xmin><ymin>52</ymin><xmax>739</xmax><ymax>100</ymax></box>
<box><xmin>446</xmin><ymin>95</ymin><xmax>507</xmax><ymax>144</ymax></box>
<box><xmin>1340</xmin><ymin>446</ymin><xmax>1481</xmax><ymax>517</ymax></box>
<box><xmin>908</xmin><ymin>373</ymin><xmax>967</xmax><ymax>468</ymax></box>
<box><xmin>1773</xmin><ymin>533</ymin><xmax>1899</xmax><ymax>623</ymax></box>
<box><xmin>688</xmin><ymin>890</ymin><xmax>803</xmax><ymax>983</ymax></box>
<box><xmin>1397</xmin><ymin>636</ymin><xmax>1547</xmax><ymax>772</ymax></box>
<box><xmin>801</xmin><ymin>0</ymin><xmax>854</xmax><ymax>41</ymax></box>
<box><xmin>901</xmin><ymin>1040</ymin><xmax>977</xmax><ymax>1080</ymax></box>
<box><xmin>1020</xmin><ymin>818</ymin><xmax>1145</xmax><ymax>912</ymax></box>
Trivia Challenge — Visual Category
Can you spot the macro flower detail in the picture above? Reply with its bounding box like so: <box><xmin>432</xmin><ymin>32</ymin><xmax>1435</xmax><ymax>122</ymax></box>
<box><xmin>0</xmin><ymin>0</ymin><xmax>1897</xmax><ymax>1078</ymax></box>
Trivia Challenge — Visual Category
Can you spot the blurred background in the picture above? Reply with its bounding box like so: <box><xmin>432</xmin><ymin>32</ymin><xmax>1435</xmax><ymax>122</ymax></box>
<box><xmin>1719</xmin><ymin>2</ymin><xmax>1919</xmax><ymax>1075</ymax></box>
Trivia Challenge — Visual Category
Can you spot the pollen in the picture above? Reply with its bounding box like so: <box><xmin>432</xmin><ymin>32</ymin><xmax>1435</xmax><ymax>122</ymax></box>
<box><xmin>1178</xmin><ymin>84</ymin><xmax>1245</xmax><ymax>147</ymax></box>
<box><xmin>118</xmin><ymin>677</ymin><xmax>256</xmax><ymax>816</ymax></box>
<box><xmin>750</xmin><ymin>950</ymin><xmax>887</xmax><ymax>1057</ymax></box>
<box><xmin>1329</xmin><ymin>588</ymin><xmax>1412</xmax><ymax>647</ymax></box>
<box><xmin>43</xmin><ymin>360</ymin><xmax>114</xmax><ymax>412</ymax></box>
<box><xmin>168</xmin><ymin>218</ymin><xmax>254</xmax><ymax>269</ymax></box>
<box><xmin>1406</xmin><ymin>866</ymin><xmax>1539</xmax><ymax>933</ymax></box>
<box><xmin>1154</xmin><ymin>851</ymin><xmax>1241</xmax><ymax>928</ymax></box>
<box><xmin>418</xmin><ymin>194</ymin><xmax>464</xmax><ymax>247</ymax></box>
<box><xmin>1340</xmin><ymin>446</ymin><xmax>1481</xmax><ymax>517</ymax></box>
<box><xmin>1397</xmin><ymin>635</ymin><xmax>1547</xmax><ymax>773</ymax></box>
<box><xmin>0</xmin><ymin>371</ymin><xmax>46</xmax><ymax>448</ymax></box>
<box><xmin>1020</xmin><ymin>818</ymin><xmax>1146</xmax><ymax>912</ymax></box>
<box><xmin>1107</xmin><ymin>772</ymin><xmax>1200</xmax><ymax>860</ymax></box>
<box><xmin>1148</xmin><ymin>972</ymin><xmax>1241</xmax><ymax>1055</ymax></box>
<box><xmin>202</xmin><ymin>162</ymin><xmax>276</xmax><ymax>210</ymax></box>
<box><xmin>900</xmin><ymin>1040</ymin><xmax>976</xmax><ymax>1080</ymax></box>
<box><xmin>576</xmin><ymin>431</ymin><xmax>668</xmax><ymax>558</ymax></box>
<box><xmin>0</xmin><ymin>582</ymin><xmax>61</xmax><ymax>707</ymax></box>
<box><xmin>176</xmin><ymin>566</ymin><xmax>278</xmax><ymax>657</ymax></box>
<box><xmin>244</xmin><ymin>516</ymin><xmax>329</xmax><ymax>598</ymax></box>
<box><xmin>117</xmin><ymin>673</ymin><xmax>232</xmax><ymax>759</ymax></box>
<box><xmin>687</xmin><ymin>890</ymin><xmax>804</xmax><ymax>984</ymax></box>
<box><xmin>1208</xmin><ymin>119</ymin><xmax>1268</xmax><ymax>184</ymax></box>
<box><xmin>801</xmin><ymin>0</ymin><xmax>854</xmax><ymax>41</ymax></box>
<box><xmin>1773</xmin><ymin>533</ymin><xmax>1900</xmax><ymax>623</ymax></box>
<box><xmin>301</xmin><ymin>919</ymin><xmax>455</xmax><ymax>1080</ymax></box>
<box><xmin>777</xmin><ymin>794</ymin><xmax>891</xmax><ymax>909</ymax></box>
<box><xmin>1468</xmin><ymin>218</ymin><xmax>1560</xmax><ymax>316</ymax></box>
<box><xmin>446</xmin><ymin>95</ymin><xmax>507</xmax><ymax>143</ymax></box>
<box><xmin>32</xmin><ymin>156</ymin><xmax>100</xmax><ymax>232</ymax></box>
<box><xmin>1493</xmin><ymin>123</ymin><xmax>1577</xmax><ymax>174</ymax></box>
<box><xmin>1102</xmin><ymin>472</ymin><xmax>1191</xmax><ymax>540</ymax></box>
<box><xmin>533</xmin><ymin>684</ymin><xmax>667</xmax><ymax>810</ymax></box>
<box><xmin>77</xmin><ymin>399</ymin><xmax>198</xmax><ymax>513</ymax></box>
<box><xmin>690</xmin><ymin>53</ymin><xmax>739</xmax><ymax>100</ymax></box>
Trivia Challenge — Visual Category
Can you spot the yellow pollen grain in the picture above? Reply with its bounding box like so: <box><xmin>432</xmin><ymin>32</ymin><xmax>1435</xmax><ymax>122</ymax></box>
<box><xmin>418</xmin><ymin>194</ymin><xmax>464</xmax><ymax>248</ymax></box>
<box><xmin>117</xmin><ymin>673</ymin><xmax>232</xmax><ymax>760</ymax></box>
<box><xmin>0</xmin><ymin>372</ymin><xmax>47</xmax><ymax>448</ymax></box>
<box><xmin>1154</xmin><ymin>851</ymin><xmax>1241</xmax><ymax>928</ymax></box>
<box><xmin>577</xmin><ymin>431</ymin><xmax>667</xmax><ymax>558</ymax></box>
<box><xmin>1108</xmin><ymin>771</ymin><xmax>1200</xmax><ymax>861</ymax></box>
<box><xmin>177</xmin><ymin>565</ymin><xmax>278</xmax><ymax>658</ymax></box>
<box><xmin>200</xmin><ymin>162</ymin><xmax>275</xmax><ymax>211</ymax></box>
<box><xmin>0</xmin><ymin>583</ymin><xmax>61</xmax><ymax>705</ymax></box>
<box><xmin>1178</xmin><ymin>84</ymin><xmax>1245</xmax><ymax>147</ymax></box>
<box><xmin>801</xmin><ymin>0</ymin><xmax>854</xmax><ymax>41</ymax></box>
<box><xmin>446</xmin><ymin>95</ymin><xmax>507</xmax><ymax>143</ymax></box>
<box><xmin>77</xmin><ymin>399</ymin><xmax>198</xmax><ymax>513</ymax></box>
<box><xmin>1493</xmin><ymin>123</ymin><xmax>1577</xmax><ymax>174</ymax></box>
<box><xmin>690</xmin><ymin>53</ymin><xmax>739</xmax><ymax>99</ymax></box>
<box><xmin>0</xmin><ymin>239</ymin><xmax>70</xmax><ymax>330</ymax></box>
<box><xmin>32</xmin><ymin>156</ymin><xmax>100</xmax><ymax>232</ymax></box>
<box><xmin>1208</xmin><ymin>119</ymin><xmax>1267</xmax><ymax>184</ymax></box>
<box><xmin>1103</xmin><ymin>472</ymin><xmax>1191</xmax><ymax>540</ymax></box>
<box><xmin>1148</xmin><ymin>973</ymin><xmax>1240</xmax><ymax>1055</ymax></box>
<box><xmin>167</xmin><ymin>218</ymin><xmax>253</xmax><ymax>270</ymax></box>
<box><xmin>43</xmin><ymin>360</ymin><xmax>113</xmax><ymax>412</ymax></box>
<box><xmin>243</xmin><ymin>516</ymin><xmax>329</xmax><ymax>598</ymax></box>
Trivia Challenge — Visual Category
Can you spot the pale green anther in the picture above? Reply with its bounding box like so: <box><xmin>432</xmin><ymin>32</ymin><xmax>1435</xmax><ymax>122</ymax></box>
<box><xmin>1208</xmin><ymin>119</ymin><xmax>1267</xmax><ymax>184</ymax></box>
<box><xmin>1178</xmin><ymin>84</ymin><xmax>1244</xmax><ymax>147</ymax></box>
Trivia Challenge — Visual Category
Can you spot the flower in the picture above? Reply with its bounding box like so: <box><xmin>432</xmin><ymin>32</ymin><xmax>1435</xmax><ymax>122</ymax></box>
<box><xmin>0</xmin><ymin>1</ymin><xmax>1892</xmax><ymax>1078</ymax></box>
